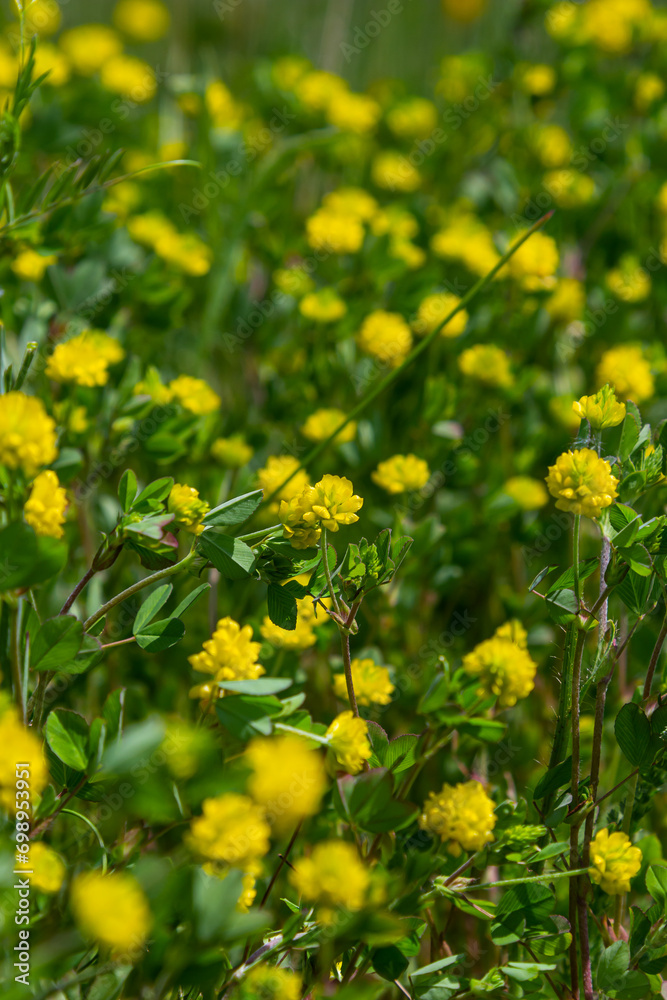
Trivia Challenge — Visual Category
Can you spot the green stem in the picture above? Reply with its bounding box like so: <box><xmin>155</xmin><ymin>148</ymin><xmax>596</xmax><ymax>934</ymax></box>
<box><xmin>61</xmin><ymin>809</ymin><xmax>108</xmax><ymax>873</ymax></box>
<box><xmin>237</xmin><ymin>524</ymin><xmax>281</xmax><ymax>543</ymax></box>
<box><xmin>82</xmin><ymin>549</ymin><xmax>196</xmax><ymax>632</ymax></box>
<box><xmin>13</xmin><ymin>340</ymin><xmax>37</xmax><ymax>390</ymax></box>
<box><xmin>465</xmin><ymin>868</ymin><xmax>589</xmax><ymax>892</ymax></box>
<box><xmin>643</xmin><ymin>610</ymin><xmax>667</xmax><ymax>702</ymax></box>
<box><xmin>320</xmin><ymin>528</ymin><xmax>341</xmax><ymax>616</ymax></box>
<box><xmin>274</xmin><ymin>722</ymin><xmax>329</xmax><ymax>746</ymax></box>
<box><xmin>10</xmin><ymin>603</ymin><xmax>24</xmax><ymax>723</ymax></box>
<box><xmin>573</xmin><ymin>515</ymin><xmax>582</xmax><ymax>611</ymax></box>
<box><xmin>263</xmin><ymin>211</ymin><xmax>555</xmax><ymax>505</ymax></box>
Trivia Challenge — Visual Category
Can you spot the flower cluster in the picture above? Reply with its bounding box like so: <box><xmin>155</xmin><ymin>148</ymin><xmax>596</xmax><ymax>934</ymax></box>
<box><xmin>70</xmin><ymin>871</ymin><xmax>152</xmax><ymax>953</ymax></box>
<box><xmin>463</xmin><ymin>628</ymin><xmax>538</xmax><ymax>708</ymax></box>
<box><xmin>189</xmin><ymin>617</ymin><xmax>264</xmax><ymax>705</ymax></box>
<box><xmin>372</xmin><ymin>454</ymin><xmax>431</xmax><ymax>494</ymax></box>
<box><xmin>290</xmin><ymin>841</ymin><xmax>370</xmax><ymax>911</ymax></box>
<box><xmin>545</xmin><ymin>448</ymin><xmax>619</xmax><ymax>519</ymax></box>
<box><xmin>334</xmin><ymin>658</ymin><xmax>395</xmax><ymax>707</ymax></box>
<box><xmin>279</xmin><ymin>475</ymin><xmax>363</xmax><ymax>549</ymax></box>
<box><xmin>420</xmin><ymin>780</ymin><xmax>497</xmax><ymax>855</ymax></box>
<box><xmin>168</xmin><ymin>483</ymin><xmax>210</xmax><ymax>534</ymax></box>
<box><xmin>573</xmin><ymin>385</ymin><xmax>626</xmax><ymax>430</ymax></box>
<box><xmin>589</xmin><ymin>829</ymin><xmax>643</xmax><ymax>894</ymax></box>
<box><xmin>0</xmin><ymin>392</ymin><xmax>57</xmax><ymax>475</ymax></box>
<box><xmin>325</xmin><ymin>711</ymin><xmax>372</xmax><ymax>774</ymax></box>
<box><xmin>24</xmin><ymin>471</ymin><xmax>68</xmax><ymax>538</ymax></box>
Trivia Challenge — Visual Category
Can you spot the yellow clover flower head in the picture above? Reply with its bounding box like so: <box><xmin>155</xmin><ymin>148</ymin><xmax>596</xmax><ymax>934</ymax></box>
<box><xmin>300</xmin><ymin>474</ymin><xmax>364</xmax><ymax>532</ymax></box>
<box><xmin>70</xmin><ymin>871</ymin><xmax>152</xmax><ymax>953</ymax></box>
<box><xmin>386</xmin><ymin>97</ymin><xmax>438</xmax><ymax>139</ymax></box>
<box><xmin>0</xmin><ymin>704</ymin><xmax>49</xmax><ymax>813</ymax></box>
<box><xmin>333</xmin><ymin>658</ymin><xmax>395</xmax><ymax>707</ymax></box>
<box><xmin>372</xmin><ymin>454</ymin><xmax>431</xmax><ymax>494</ymax></box>
<box><xmin>189</xmin><ymin>616</ymin><xmax>264</xmax><ymax>690</ymax></box>
<box><xmin>100</xmin><ymin>55</ymin><xmax>156</xmax><ymax>103</ymax></box>
<box><xmin>27</xmin><ymin>842</ymin><xmax>65</xmax><ymax>894</ymax></box>
<box><xmin>11</xmin><ymin>248</ymin><xmax>57</xmax><ymax>282</ymax></box>
<box><xmin>326</xmin><ymin>711</ymin><xmax>372</xmax><ymax>774</ymax></box>
<box><xmin>246</xmin><ymin>735</ymin><xmax>327</xmax><ymax>832</ymax></box>
<box><xmin>463</xmin><ymin>635</ymin><xmax>537</xmax><ymax>707</ymax></box>
<box><xmin>546</xmin><ymin>448</ymin><xmax>619</xmax><ymax>519</ymax></box>
<box><xmin>168</xmin><ymin>375</ymin><xmax>220</xmax><ymax>415</ymax></box>
<box><xmin>22</xmin><ymin>0</ymin><xmax>62</xmax><ymax>35</ymax></box>
<box><xmin>357</xmin><ymin>310</ymin><xmax>413</xmax><ymax>367</ymax></box>
<box><xmin>299</xmin><ymin>287</ymin><xmax>347</xmax><ymax>323</ymax></box>
<box><xmin>322</xmin><ymin>186</ymin><xmax>379</xmax><ymax>221</ymax></box>
<box><xmin>371</xmin><ymin>150</ymin><xmax>422</xmax><ymax>192</ymax></box>
<box><xmin>420</xmin><ymin>780</ymin><xmax>497</xmax><ymax>855</ymax></box>
<box><xmin>589</xmin><ymin>828</ymin><xmax>642</xmax><ymax>894</ymax></box>
<box><xmin>596</xmin><ymin>345</ymin><xmax>654</xmax><ymax>403</ymax></box>
<box><xmin>168</xmin><ymin>483</ymin><xmax>209</xmax><ymax>535</ymax></box>
<box><xmin>279</xmin><ymin>493</ymin><xmax>322</xmax><ymax>550</ymax></box>
<box><xmin>290</xmin><ymin>841</ymin><xmax>369</xmax><ymax>910</ymax></box>
<box><xmin>187</xmin><ymin>793</ymin><xmax>270</xmax><ymax>868</ymax></box>
<box><xmin>0</xmin><ymin>392</ymin><xmax>58</xmax><ymax>476</ymax></box>
<box><xmin>326</xmin><ymin>91</ymin><xmax>381</xmax><ymax>134</ymax></box>
<box><xmin>257</xmin><ymin>455</ymin><xmax>310</xmax><ymax>504</ymax></box>
<box><xmin>59</xmin><ymin>25</ymin><xmax>123</xmax><ymax>76</ymax></box>
<box><xmin>545</xmin><ymin>277</ymin><xmax>585</xmax><ymax>323</ymax></box>
<box><xmin>46</xmin><ymin>331</ymin><xmax>124</xmax><ymax>388</ymax></box>
<box><xmin>305</xmin><ymin>208</ymin><xmax>365</xmax><ymax>255</ymax></box>
<box><xmin>507</xmin><ymin>230</ymin><xmax>559</xmax><ymax>287</ymax></box>
<box><xmin>502</xmin><ymin>476</ymin><xmax>549</xmax><ymax>511</ymax></box>
<box><xmin>413</xmin><ymin>292</ymin><xmax>468</xmax><ymax>338</ymax></box>
<box><xmin>516</xmin><ymin>62</ymin><xmax>556</xmax><ymax>95</ymax></box>
<box><xmin>458</xmin><ymin>344</ymin><xmax>513</xmax><ymax>388</ymax></box>
<box><xmin>301</xmin><ymin>408</ymin><xmax>356</xmax><ymax>444</ymax></box>
<box><xmin>113</xmin><ymin>0</ymin><xmax>171</xmax><ymax>41</ymax></box>
<box><xmin>211</xmin><ymin>435</ymin><xmax>253</xmax><ymax>468</ymax></box>
<box><xmin>24</xmin><ymin>470</ymin><xmax>68</xmax><ymax>539</ymax></box>
<box><xmin>573</xmin><ymin>385</ymin><xmax>626</xmax><ymax>430</ymax></box>
<box><xmin>238</xmin><ymin>966</ymin><xmax>302</xmax><ymax>1000</ymax></box>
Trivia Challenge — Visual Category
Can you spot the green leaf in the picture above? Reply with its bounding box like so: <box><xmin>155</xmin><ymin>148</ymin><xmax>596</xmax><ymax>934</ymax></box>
<box><xmin>646</xmin><ymin>865</ymin><xmax>667</xmax><ymax>910</ymax></box>
<box><xmin>133</xmin><ymin>477</ymin><xmax>174</xmax><ymax>506</ymax></box>
<box><xmin>30</xmin><ymin>615</ymin><xmax>83</xmax><ymax>671</ymax></box>
<box><xmin>267</xmin><ymin>582</ymin><xmax>298</xmax><ymax>630</ymax></box>
<box><xmin>45</xmin><ymin>709</ymin><xmax>90</xmax><ymax>771</ymax></box>
<box><xmin>135</xmin><ymin>617</ymin><xmax>186</xmax><ymax>652</ymax></box>
<box><xmin>615</xmin><ymin>703</ymin><xmax>652</xmax><ymax>767</ymax></box>
<box><xmin>213</xmin><ymin>677</ymin><xmax>293</xmax><ymax>695</ymax></box>
<box><xmin>132</xmin><ymin>584</ymin><xmax>173</xmax><ymax>635</ymax></box>
<box><xmin>372</xmin><ymin>945</ymin><xmax>409</xmax><ymax>982</ymax></box>
<box><xmin>533</xmin><ymin>756</ymin><xmax>572</xmax><ymax>800</ymax></box>
<box><xmin>410</xmin><ymin>955</ymin><xmax>463</xmax><ymax>979</ymax></box>
<box><xmin>171</xmin><ymin>582</ymin><xmax>210</xmax><ymax>619</ymax></box>
<box><xmin>382</xmin><ymin>734</ymin><xmax>419</xmax><ymax>773</ymax></box>
<box><xmin>101</xmin><ymin>716</ymin><xmax>165</xmax><ymax>775</ymax></box>
<box><xmin>102</xmin><ymin>688</ymin><xmax>125</xmax><ymax>743</ymax></box>
<box><xmin>619</xmin><ymin>414</ymin><xmax>640</xmax><ymax>461</ymax></box>
<box><xmin>622</xmin><ymin>543</ymin><xmax>653</xmax><ymax>578</ymax></box>
<box><xmin>215</xmin><ymin>694</ymin><xmax>283</xmax><ymax>740</ymax></box>
<box><xmin>202</xmin><ymin>490</ymin><xmax>263</xmax><ymax>526</ymax></box>
<box><xmin>0</xmin><ymin>522</ymin><xmax>67</xmax><ymax>591</ymax></box>
<box><xmin>548</xmin><ymin>559</ymin><xmax>599</xmax><ymax>593</ymax></box>
<box><xmin>197</xmin><ymin>530</ymin><xmax>257</xmax><ymax>579</ymax></box>
<box><xmin>118</xmin><ymin>469</ymin><xmax>138</xmax><ymax>512</ymax></box>
<box><xmin>61</xmin><ymin>633</ymin><xmax>103</xmax><ymax>676</ymax></box>
<box><xmin>545</xmin><ymin>588</ymin><xmax>578</xmax><ymax>625</ymax></box>
<box><xmin>616</xmin><ymin>570</ymin><xmax>654</xmax><ymax>615</ymax></box>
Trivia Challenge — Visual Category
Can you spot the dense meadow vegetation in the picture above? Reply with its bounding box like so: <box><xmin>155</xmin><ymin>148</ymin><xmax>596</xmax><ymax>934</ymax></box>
<box><xmin>2</xmin><ymin>0</ymin><xmax>667</xmax><ymax>997</ymax></box>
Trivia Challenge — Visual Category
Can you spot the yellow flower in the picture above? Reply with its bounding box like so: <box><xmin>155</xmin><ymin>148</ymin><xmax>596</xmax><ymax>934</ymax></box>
<box><xmin>70</xmin><ymin>871</ymin><xmax>151</xmax><ymax>953</ymax></box>
<box><xmin>301</xmin><ymin>408</ymin><xmax>356</xmax><ymax>444</ymax></box>
<box><xmin>168</xmin><ymin>374</ymin><xmax>220</xmax><ymax>415</ymax></box>
<box><xmin>189</xmin><ymin>617</ymin><xmax>264</xmax><ymax>687</ymax></box>
<box><xmin>372</xmin><ymin>454</ymin><xmax>431</xmax><ymax>494</ymax></box>
<box><xmin>606</xmin><ymin>259</ymin><xmax>650</xmax><ymax>302</ymax></box>
<box><xmin>420</xmin><ymin>780</ymin><xmax>497</xmax><ymax>854</ymax></box>
<box><xmin>0</xmin><ymin>392</ymin><xmax>58</xmax><ymax>475</ymax></box>
<box><xmin>589</xmin><ymin>829</ymin><xmax>642</xmax><ymax>894</ymax></box>
<box><xmin>431</xmin><ymin>215</ymin><xmax>500</xmax><ymax>275</ymax></box>
<box><xmin>24</xmin><ymin>471</ymin><xmax>67</xmax><ymax>539</ymax></box>
<box><xmin>502</xmin><ymin>476</ymin><xmax>549</xmax><ymax>511</ymax></box>
<box><xmin>188</xmin><ymin>794</ymin><xmax>270</xmax><ymax>867</ymax></box>
<box><xmin>533</xmin><ymin>124</ymin><xmax>572</xmax><ymax>168</ymax></box>
<box><xmin>257</xmin><ymin>455</ymin><xmax>310</xmax><ymax>503</ymax></box>
<box><xmin>322</xmin><ymin>187</ymin><xmax>378</xmax><ymax>221</ymax></box>
<box><xmin>543</xmin><ymin>170</ymin><xmax>595</xmax><ymax>209</ymax></box>
<box><xmin>299</xmin><ymin>474</ymin><xmax>364</xmax><ymax>532</ymax></box>
<box><xmin>463</xmin><ymin>636</ymin><xmax>537</xmax><ymax>707</ymax></box>
<box><xmin>133</xmin><ymin>366</ymin><xmax>173</xmax><ymax>405</ymax></box>
<box><xmin>441</xmin><ymin>0</ymin><xmax>487</xmax><ymax>22</ymax></box>
<box><xmin>100</xmin><ymin>55</ymin><xmax>156</xmax><ymax>102</ymax></box>
<box><xmin>0</xmin><ymin>704</ymin><xmax>49</xmax><ymax>813</ymax></box>
<box><xmin>271</xmin><ymin>55</ymin><xmax>310</xmax><ymax>91</ymax></box>
<box><xmin>22</xmin><ymin>0</ymin><xmax>62</xmax><ymax>34</ymax></box>
<box><xmin>279</xmin><ymin>493</ymin><xmax>322</xmax><ymax>550</ymax></box>
<box><xmin>516</xmin><ymin>63</ymin><xmax>556</xmax><ymax>95</ymax></box>
<box><xmin>33</xmin><ymin>43</ymin><xmax>71</xmax><ymax>86</ymax></box>
<box><xmin>545</xmin><ymin>448</ymin><xmax>619</xmax><ymax>519</ymax></box>
<box><xmin>305</xmin><ymin>208</ymin><xmax>365</xmax><ymax>254</ymax></box>
<box><xmin>211</xmin><ymin>435</ymin><xmax>253</xmax><ymax>468</ymax></box>
<box><xmin>413</xmin><ymin>292</ymin><xmax>468</xmax><ymax>337</ymax></box>
<box><xmin>168</xmin><ymin>483</ymin><xmax>209</xmax><ymax>535</ymax></box>
<box><xmin>391</xmin><ymin>239</ymin><xmax>426</xmax><ymax>270</ymax></box>
<box><xmin>127</xmin><ymin>212</ymin><xmax>175</xmax><ymax>247</ymax></box>
<box><xmin>290</xmin><ymin>841</ymin><xmax>369</xmax><ymax>910</ymax></box>
<box><xmin>371</xmin><ymin>150</ymin><xmax>422</xmax><ymax>192</ymax></box>
<box><xmin>238</xmin><ymin>965</ymin><xmax>302</xmax><ymax>1000</ymax></box>
<box><xmin>59</xmin><ymin>25</ymin><xmax>123</xmax><ymax>76</ymax></box>
<box><xmin>46</xmin><ymin>331</ymin><xmax>124</xmax><ymax>387</ymax></box>
<box><xmin>155</xmin><ymin>231</ymin><xmax>212</xmax><ymax>275</ymax></box>
<box><xmin>327</xmin><ymin>91</ymin><xmax>381</xmax><ymax>134</ymax></box>
<box><xmin>28</xmin><ymin>842</ymin><xmax>65</xmax><ymax>894</ymax></box>
<box><xmin>545</xmin><ymin>278</ymin><xmax>585</xmax><ymax>323</ymax></box>
<box><xmin>573</xmin><ymin>386</ymin><xmax>626</xmax><ymax>430</ymax></box>
<box><xmin>246</xmin><ymin>735</ymin><xmax>327</xmax><ymax>832</ymax></box>
<box><xmin>11</xmin><ymin>248</ymin><xmax>57</xmax><ymax>281</ymax></box>
<box><xmin>294</xmin><ymin>70</ymin><xmax>348</xmax><ymax>111</ymax></box>
<box><xmin>326</xmin><ymin>711</ymin><xmax>372</xmax><ymax>774</ymax></box>
<box><xmin>357</xmin><ymin>310</ymin><xmax>413</xmax><ymax>367</ymax></box>
<box><xmin>636</xmin><ymin>73</ymin><xmax>666</xmax><ymax>111</ymax></box>
<box><xmin>205</xmin><ymin>80</ymin><xmax>244</xmax><ymax>130</ymax></box>
<box><xmin>386</xmin><ymin>98</ymin><xmax>438</xmax><ymax>139</ymax></box>
<box><xmin>113</xmin><ymin>0</ymin><xmax>170</xmax><ymax>40</ymax></box>
<box><xmin>459</xmin><ymin>345</ymin><xmax>513</xmax><ymax>388</ymax></box>
<box><xmin>237</xmin><ymin>871</ymin><xmax>257</xmax><ymax>912</ymax></box>
<box><xmin>273</xmin><ymin>267</ymin><xmax>315</xmax><ymax>298</ymax></box>
<box><xmin>596</xmin><ymin>345</ymin><xmax>654</xmax><ymax>403</ymax></box>
<box><xmin>507</xmin><ymin>230</ymin><xmax>559</xmax><ymax>286</ymax></box>
<box><xmin>334</xmin><ymin>658</ymin><xmax>394</xmax><ymax>707</ymax></box>
<box><xmin>299</xmin><ymin>287</ymin><xmax>347</xmax><ymax>323</ymax></box>
<box><xmin>494</xmin><ymin>619</ymin><xmax>528</xmax><ymax>647</ymax></box>
<box><xmin>0</xmin><ymin>40</ymin><xmax>17</xmax><ymax>89</ymax></box>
